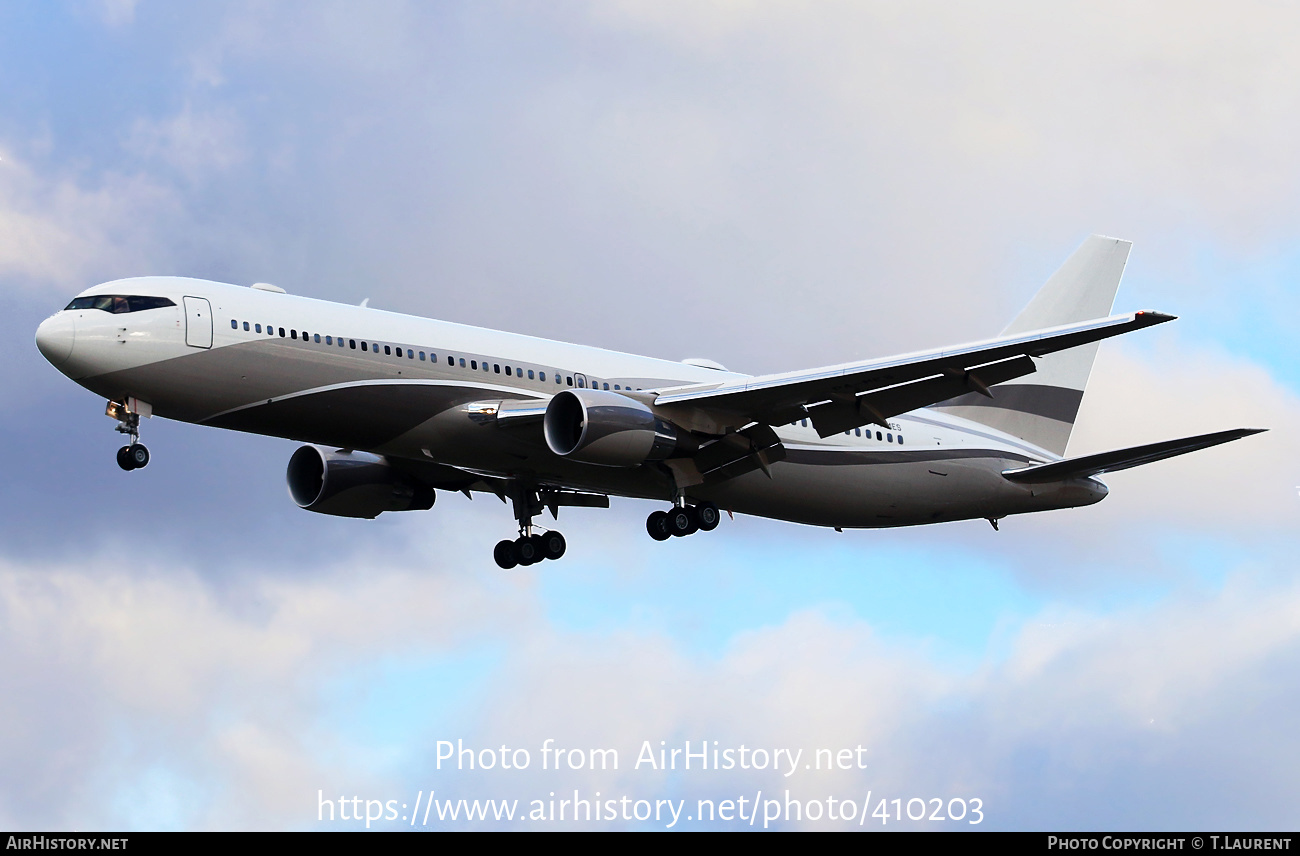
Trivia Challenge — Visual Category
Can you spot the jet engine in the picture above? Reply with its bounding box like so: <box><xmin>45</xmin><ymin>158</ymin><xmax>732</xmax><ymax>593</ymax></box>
<box><xmin>286</xmin><ymin>446</ymin><xmax>436</xmax><ymax>518</ymax></box>
<box><xmin>543</xmin><ymin>389</ymin><xmax>692</xmax><ymax>466</ymax></box>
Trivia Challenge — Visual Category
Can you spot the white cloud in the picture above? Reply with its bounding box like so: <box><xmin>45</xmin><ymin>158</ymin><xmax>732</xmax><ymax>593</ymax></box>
<box><xmin>7</xmin><ymin>529</ymin><xmax>1298</xmax><ymax>829</ymax></box>
<box><xmin>89</xmin><ymin>0</ymin><xmax>138</xmax><ymax>28</ymax></box>
<box><xmin>583</xmin><ymin>1</ymin><xmax>1300</xmax><ymax>248</ymax></box>
<box><xmin>1066</xmin><ymin>341</ymin><xmax>1299</xmax><ymax>531</ymax></box>
<box><xmin>0</xmin><ymin>549</ymin><xmax>533</xmax><ymax>829</ymax></box>
<box><xmin>0</xmin><ymin>149</ymin><xmax>179</xmax><ymax>292</ymax></box>
<box><xmin>126</xmin><ymin>104</ymin><xmax>248</xmax><ymax>179</ymax></box>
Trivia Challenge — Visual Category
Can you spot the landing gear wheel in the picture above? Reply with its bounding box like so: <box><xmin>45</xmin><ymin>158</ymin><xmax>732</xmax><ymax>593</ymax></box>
<box><xmin>541</xmin><ymin>531</ymin><xmax>567</xmax><ymax>561</ymax></box>
<box><xmin>515</xmin><ymin>535</ymin><xmax>541</xmax><ymax>566</ymax></box>
<box><xmin>696</xmin><ymin>502</ymin><xmax>721</xmax><ymax>532</ymax></box>
<box><xmin>668</xmin><ymin>506</ymin><xmax>698</xmax><ymax>537</ymax></box>
<box><xmin>647</xmin><ymin>510</ymin><xmax>671</xmax><ymax>541</ymax></box>
<box><xmin>493</xmin><ymin>539</ymin><xmax>518</xmax><ymax>569</ymax></box>
<box><xmin>116</xmin><ymin>446</ymin><xmax>134</xmax><ymax>471</ymax></box>
<box><xmin>127</xmin><ymin>443</ymin><xmax>150</xmax><ymax>469</ymax></box>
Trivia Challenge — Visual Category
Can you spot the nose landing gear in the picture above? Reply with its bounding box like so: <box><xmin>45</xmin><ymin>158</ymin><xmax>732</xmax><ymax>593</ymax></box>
<box><xmin>116</xmin><ymin>443</ymin><xmax>150</xmax><ymax>471</ymax></box>
<box><xmin>107</xmin><ymin>398</ymin><xmax>151</xmax><ymax>471</ymax></box>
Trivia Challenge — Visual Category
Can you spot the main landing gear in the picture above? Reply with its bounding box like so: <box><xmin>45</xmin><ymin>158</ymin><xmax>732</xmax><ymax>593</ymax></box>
<box><xmin>646</xmin><ymin>500</ymin><xmax>721</xmax><ymax>541</ymax></box>
<box><xmin>493</xmin><ymin>530</ymin><xmax>566</xmax><ymax>570</ymax></box>
<box><xmin>106</xmin><ymin>399</ymin><xmax>150</xmax><ymax>472</ymax></box>
<box><xmin>493</xmin><ymin>484</ymin><xmax>567</xmax><ymax>569</ymax></box>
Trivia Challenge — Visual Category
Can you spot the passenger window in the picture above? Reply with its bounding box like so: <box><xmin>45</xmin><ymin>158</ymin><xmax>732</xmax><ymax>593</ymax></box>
<box><xmin>876</xmin><ymin>431</ymin><xmax>882</xmax><ymax>440</ymax></box>
<box><xmin>887</xmin><ymin>433</ymin><xmax>893</xmax><ymax>443</ymax></box>
<box><xmin>419</xmin><ymin>352</ymin><xmax>425</xmax><ymax>361</ymax></box>
<box><xmin>897</xmin><ymin>435</ymin><xmax>904</xmax><ymax>445</ymax></box>
<box><xmin>243</xmin><ymin>322</ymin><xmax>250</xmax><ymax>331</ymax></box>
<box><xmin>362</xmin><ymin>342</ymin><xmax>369</xmax><ymax>351</ymax></box>
<box><xmin>407</xmin><ymin>349</ymin><xmax>413</xmax><ymax>359</ymax></box>
<box><xmin>230</xmin><ymin>319</ymin><xmax>237</xmax><ymax>329</ymax></box>
<box><xmin>314</xmin><ymin>334</ymin><xmax>321</xmax><ymax>343</ymax></box>
<box><xmin>255</xmin><ymin>324</ymin><xmax>262</xmax><ymax>333</ymax></box>
<box><xmin>494</xmin><ymin>364</ymin><xmax>500</xmax><ymax>374</ymax></box>
<box><xmin>325</xmin><ymin>336</ymin><xmax>332</xmax><ymax>345</ymax></box>
<box><xmin>567</xmin><ymin>376</ymin><xmax>573</xmax><ymax>386</ymax></box>
<box><xmin>279</xmin><ymin>327</ymin><xmax>286</xmax><ymax>337</ymax></box>
<box><xmin>505</xmin><ymin>366</ymin><xmax>512</xmax><ymax>376</ymax></box>
<box><xmin>459</xmin><ymin>358</ymin><xmax>466</xmax><ymax>368</ymax></box>
<box><xmin>471</xmin><ymin>360</ymin><xmax>477</xmax><ymax>369</ymax></box>
<box><xmin>540</xmin><ymin>372</ymin><xmax>547</xmax><ymax>382</ymax></box>
<box><xmin>528</xmin><ymin>370</ymin><xmax>534</xmax><ymax>379</ymax></box>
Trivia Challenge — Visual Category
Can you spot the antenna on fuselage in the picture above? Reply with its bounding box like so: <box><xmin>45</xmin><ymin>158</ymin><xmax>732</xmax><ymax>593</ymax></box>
<box><xmin>359</xmin><ymin>298</ymin><xmax>370</xmax><ymax>308</ymax></box>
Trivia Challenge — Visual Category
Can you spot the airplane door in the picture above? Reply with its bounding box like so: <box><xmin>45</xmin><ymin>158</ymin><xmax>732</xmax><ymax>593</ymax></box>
<box><xmin>574</xmin><ymin>373</ymin><xmax>588</xmax><ymax>389</ymax></box>
<box><xmin>183</xmin><ymin>296</ymin><xmax>213</xmax><ymax>349</ymax></box>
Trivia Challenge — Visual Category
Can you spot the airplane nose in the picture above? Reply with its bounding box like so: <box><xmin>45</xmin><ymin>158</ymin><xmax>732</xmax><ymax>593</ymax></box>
<box><xmin>35</xmin><ymin>313</ymin><xmax>75</xmax><ymax>366</ymax></box>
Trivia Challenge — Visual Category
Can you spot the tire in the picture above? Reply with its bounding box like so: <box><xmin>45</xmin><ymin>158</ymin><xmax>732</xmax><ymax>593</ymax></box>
<box><xmin>128</xmin><ymin>443</ymin><xmax>150</xmax><ymax>469</ymax></box>
<box><xmin>646</xmin><ymin>511</ymin><xmax>671</xmax><ymax>541</ymax></box>
<box><xmin>117</xmin><ymin>446</ymin><xmax>135</xmax><ymax>471</ymax></box>
<box><xmin>668</xmin><ymin>506</ymin><xmax>697</xmax><ymax>537</ymax></box>
<box><xmin>542</xmin><ymin>531</ymin><xmax>567</xmax><ymax>561</ymax></box>
<box><xmin>493</xmin><ymin>539</ymin><xmax>518</xmax><ymax>569</ymax></box>
<box><xmin>696</xmin><ymin>502</ymin><xmax>720</xmax><ymax>532</ymax></box>
<box><xmin>515</xmin><ymin>535</ymin><xmax>540</xmax><ymax>566</ymax></box>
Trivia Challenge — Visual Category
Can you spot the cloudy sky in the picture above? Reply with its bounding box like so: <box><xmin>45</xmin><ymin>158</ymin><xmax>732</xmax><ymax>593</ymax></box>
<box><xmin>3</xmin><ymin>0</ymin><xmax>1298</xmax><ymax>830</ymax></box>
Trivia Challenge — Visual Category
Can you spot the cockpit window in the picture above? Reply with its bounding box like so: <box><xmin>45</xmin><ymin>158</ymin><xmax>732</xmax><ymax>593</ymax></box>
<box><xmin>65</xmin><ymin>295</ymin><xmax>176</xmax><ymax>313</ymax></box>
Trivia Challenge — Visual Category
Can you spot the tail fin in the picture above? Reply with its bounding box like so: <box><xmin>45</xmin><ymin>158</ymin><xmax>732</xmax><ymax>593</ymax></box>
<box><xmin>932</xmin><ymin>235</ymin><xmax>1132</xmax><ymax>456</ymax></box>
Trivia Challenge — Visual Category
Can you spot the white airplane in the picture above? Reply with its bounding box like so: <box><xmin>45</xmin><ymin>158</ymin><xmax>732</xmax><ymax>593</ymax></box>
<box><xmin>35</xmin><ymin>236</ymin><xmax>1261</xmax><ymax>568</ymax></box>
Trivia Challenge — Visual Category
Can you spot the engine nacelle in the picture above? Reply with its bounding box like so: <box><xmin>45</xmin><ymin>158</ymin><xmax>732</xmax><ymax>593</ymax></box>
<box><xmin>543</xmin><ymin>389</ymin><xmax>689</xmax><ymax>467</ymax></box>
<box><xmin>286</xmin><ymin>446</ymin><xmax>436</xmax><ymax>518</ymax></box>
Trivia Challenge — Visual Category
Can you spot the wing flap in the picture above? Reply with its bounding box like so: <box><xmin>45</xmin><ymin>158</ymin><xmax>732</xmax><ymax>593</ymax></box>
<box><xmin>654</xmin><ymin>311</ymin><xmax>1173</xmax><ymax>433</ymax></box>
<box><xmin>809</xmin><ymin>355</ymin><xmax>1037</xmax><ymax>438</ymax></box>
<box><xmin>1001</xmin><ymin>428</ymin><xmax>1265</xmax><ymax>483</ymax></box>
<box><xmin>692</xmin><ymin>424</ymin><xmax>787</xmax><ymax>482</ymax></box>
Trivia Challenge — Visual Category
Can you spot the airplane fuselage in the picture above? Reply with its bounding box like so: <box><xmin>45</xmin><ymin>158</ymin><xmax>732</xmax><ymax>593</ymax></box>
<box><xmin>36</xmin><ymin>276</ymin><xmax>1106</xmax><ymax>530</ymax></box>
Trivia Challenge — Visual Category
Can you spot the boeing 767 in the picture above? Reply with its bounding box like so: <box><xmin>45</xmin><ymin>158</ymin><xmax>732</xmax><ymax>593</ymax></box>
<box><xmin>34</xmin><ymin>235</ymin><xmax>1261</xmax><ymax>567</ymax></box>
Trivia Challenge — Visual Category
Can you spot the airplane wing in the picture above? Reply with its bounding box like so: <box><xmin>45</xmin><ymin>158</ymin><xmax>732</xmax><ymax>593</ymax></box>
<box><xmin>1000</xmin><ymin>428</ymin><xmax>1265</xmax><ymax>483</ymax></box>
<box><xmin>651</xmin><ymin>311</ymin><xmax>1174</xmax><ymax>438</ymax></box>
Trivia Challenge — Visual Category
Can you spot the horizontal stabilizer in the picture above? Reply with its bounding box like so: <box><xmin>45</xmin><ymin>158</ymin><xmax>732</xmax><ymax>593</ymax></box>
<box><xmin>1001</xmin><ymin>428</ymin><xmax>1265</xmax><ymax>484</ymax></box>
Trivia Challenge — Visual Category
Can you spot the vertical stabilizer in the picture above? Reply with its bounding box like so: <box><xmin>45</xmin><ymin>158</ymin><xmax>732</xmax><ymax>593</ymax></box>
<box><xmin>932</xmin><ymin>235</ymin><xmax>1131</xmax><ymax>456</ymax></box>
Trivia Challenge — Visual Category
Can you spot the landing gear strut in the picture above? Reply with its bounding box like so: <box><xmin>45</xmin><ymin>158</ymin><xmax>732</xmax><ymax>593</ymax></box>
<box><xmin>646</xmin><ymin>500</ymin><xmax>721</xmax><ymax>542</ymax></box>
<box><xmin>493</xmin><ymin>485</ymin><xmax>567</xmax><ymax>569</ymax></box>
<box><xmin>107</xmin><ymin>399</ymin><xmax>150</xmax><ymax>471</ymax></box>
